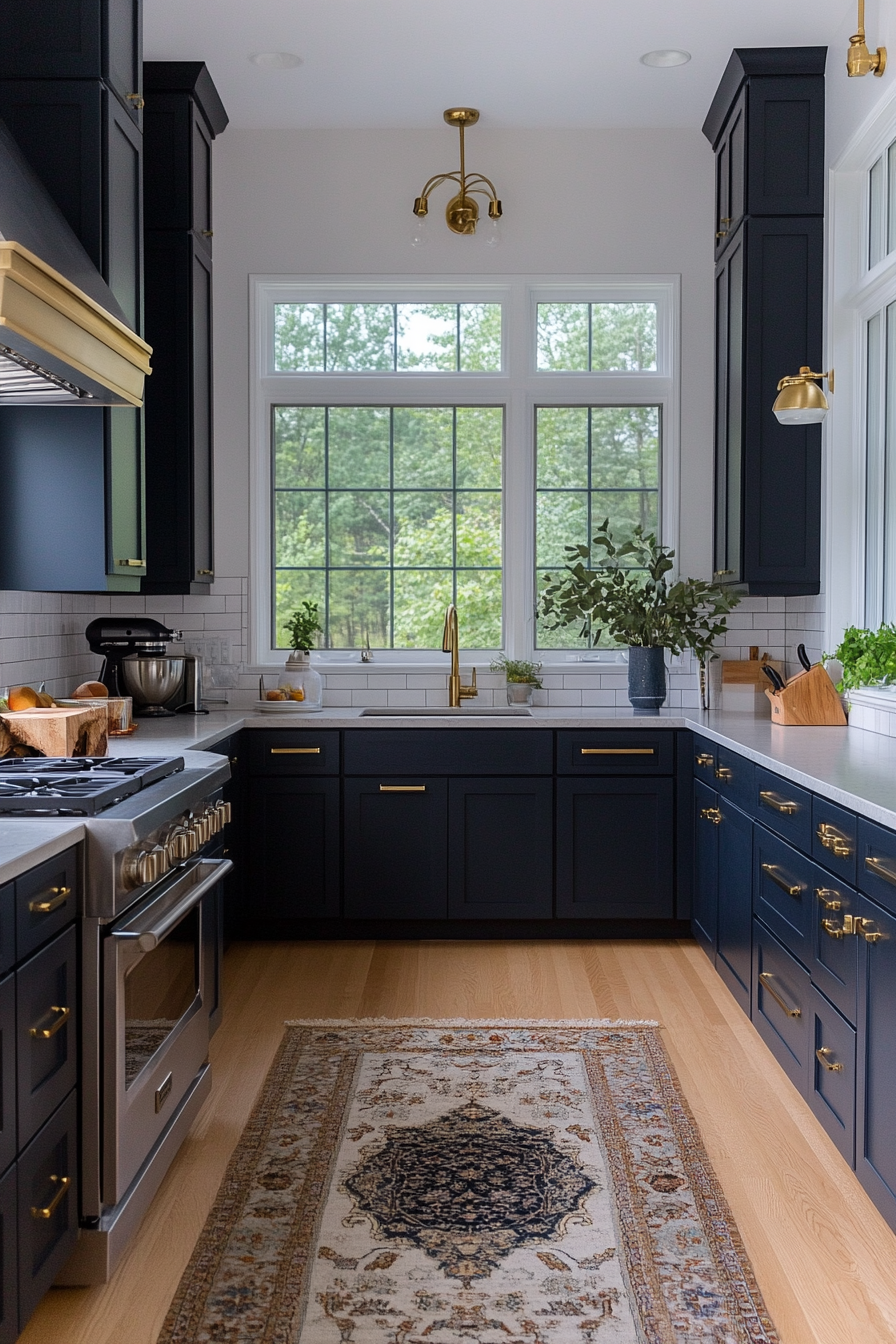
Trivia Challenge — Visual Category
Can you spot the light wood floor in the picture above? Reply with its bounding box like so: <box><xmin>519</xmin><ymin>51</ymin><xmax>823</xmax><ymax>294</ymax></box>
<box><xmin>21</xmin><ymin>938</ymin><xmax>896</xmax><ymax>1344</ymax></box>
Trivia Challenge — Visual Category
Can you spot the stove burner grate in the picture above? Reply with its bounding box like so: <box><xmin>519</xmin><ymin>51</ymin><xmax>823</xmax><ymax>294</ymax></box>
<box><xmin>0</xmin><ymin>755</ymin><xmax>185</xmax><ymax>814</ymax></box>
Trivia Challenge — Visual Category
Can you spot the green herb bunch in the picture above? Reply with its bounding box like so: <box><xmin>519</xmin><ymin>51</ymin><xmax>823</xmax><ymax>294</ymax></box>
<box><xmin>283</xmin><ymin>601</ymin><xmax>323</xmax><ymax>653</ymax></box>
<box><xmin>826</xmin><ymin>624</ymin><xmax>896</xmax><ymax>692</ymax></box>
<box><xmin>539</xmin><ymin>521</ymin><xmax>740</xmax><ymax>663</ymax></box>
<box><xmin>489</xmin><ymin>655</ymin><xmax>543</xmax><ymax>687</ymax></box>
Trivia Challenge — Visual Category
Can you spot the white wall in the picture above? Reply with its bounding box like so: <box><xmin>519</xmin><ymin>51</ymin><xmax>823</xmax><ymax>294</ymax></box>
<box><xmin>211</xmin><ymin>126</ymin><xmax>716</xmax><ymax>593</ymax></box>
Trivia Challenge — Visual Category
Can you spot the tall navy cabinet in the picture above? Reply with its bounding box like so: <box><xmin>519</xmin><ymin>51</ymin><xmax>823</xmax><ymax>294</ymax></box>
<box><xmin>0</xmin><ymin>0</ymin><xmax>145</xmax><ymax>592</ymax></box>
<box><xmin>141</xmin><ymin>62</ymin><xmax>228</xmax><ymax>594</ymax></box>
<box><xmin>703</xmin><ymin>48</ymin><xmax>826</xmax><ymax>596</ymax></box>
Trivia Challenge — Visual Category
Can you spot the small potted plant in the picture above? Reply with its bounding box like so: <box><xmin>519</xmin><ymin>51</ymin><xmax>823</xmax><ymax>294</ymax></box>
<box><xmin>276</xmin><ymin>601</ymin><xmax>324</xmax><ymax>711</ymax></box>
<box><xmin>827</xmin><ymin>623</ymin><xmax>896</xmax><ymax>696</ymax></box>
<box><xmin>490</xmin><ymin>654</ymin><xmax>544</xmax><ymax>706</ymax></box>
<box><xmin>539</xmin><ymin>521</ymin><xmax>740</xmax><ymax>712</ymax></box>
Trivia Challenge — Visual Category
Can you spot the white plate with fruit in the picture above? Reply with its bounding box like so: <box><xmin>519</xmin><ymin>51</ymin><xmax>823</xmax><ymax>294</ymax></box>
<box><xmin>254</xmin><ymin>690</ymin><xmax>321</xmax><ymax>713</ymax></box>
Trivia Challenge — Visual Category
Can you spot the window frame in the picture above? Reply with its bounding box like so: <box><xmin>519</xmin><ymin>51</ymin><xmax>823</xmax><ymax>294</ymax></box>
<box><xmin>250</xmin><ymin>274</ymin><xmax>679</xmax><ymax>667</ymax></box>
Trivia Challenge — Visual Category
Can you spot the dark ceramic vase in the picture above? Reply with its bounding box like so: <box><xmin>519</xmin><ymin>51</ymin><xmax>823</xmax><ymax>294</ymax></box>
<box><xmin>627</xmin><ymin>645</ymin><xmax>667</xmax><ymax>714</ymax></box>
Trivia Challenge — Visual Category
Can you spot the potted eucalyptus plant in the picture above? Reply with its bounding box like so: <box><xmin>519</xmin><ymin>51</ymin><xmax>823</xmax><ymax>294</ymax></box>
<box><xmin>539</xmin><ymin>522</ymin><xmax>740</xmax><ymax>712</ymax></box>
<box><xmin>490</xmin><ymin>654</ymin><xmax>544</xmax><ymax>706</ymax></box>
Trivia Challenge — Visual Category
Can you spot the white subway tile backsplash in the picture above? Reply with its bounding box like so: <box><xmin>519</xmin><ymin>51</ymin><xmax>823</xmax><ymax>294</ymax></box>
<box><xmin>386</xmin><ymin>690</ymin><xmax>427</xmax><ymax>706</ymax></box>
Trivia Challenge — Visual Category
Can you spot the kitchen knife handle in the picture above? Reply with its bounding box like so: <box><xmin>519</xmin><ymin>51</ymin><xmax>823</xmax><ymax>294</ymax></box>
<box><xmin>797</xmin><ymin>643</ymin><xmax>812</xmax><ymax>671</ymax></box>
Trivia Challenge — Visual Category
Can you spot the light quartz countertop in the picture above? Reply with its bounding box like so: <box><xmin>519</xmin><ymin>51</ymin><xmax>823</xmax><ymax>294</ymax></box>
<box><xmin>3</xmin><ymin>704</ymin><xmax>896</xmax><ymax>879</ymax></box>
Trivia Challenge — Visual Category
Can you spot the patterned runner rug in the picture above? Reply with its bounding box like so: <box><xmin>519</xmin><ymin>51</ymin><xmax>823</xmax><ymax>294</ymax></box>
<box><xmin>160</xmin><ymin>1020</ymin><xmax>779</xmax><ymax>1344</ymax></box>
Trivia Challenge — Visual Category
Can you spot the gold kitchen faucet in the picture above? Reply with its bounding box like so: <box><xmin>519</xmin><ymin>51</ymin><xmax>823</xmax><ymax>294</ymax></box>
<box><xmin>442</xmin><ymin>604</ymin><xmax>478</xmax><ymax>708</ymax></box>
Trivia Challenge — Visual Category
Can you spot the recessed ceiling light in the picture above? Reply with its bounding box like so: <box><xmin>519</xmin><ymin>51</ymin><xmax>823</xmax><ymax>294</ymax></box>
<box><xmin>640</xmin><ymin>50</ymin><xmax>691</xmax><ymax>68</ymax></box>
<box><xmin>249</xmin><ymin>51</ymin><xmax>302</xmax><ymax>70</ymax></box>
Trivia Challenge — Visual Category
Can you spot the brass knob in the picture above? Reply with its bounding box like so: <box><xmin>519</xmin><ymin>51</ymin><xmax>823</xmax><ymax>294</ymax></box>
<box><xmin>715</xmin><ymin>766</ymin><xmax>732</xmax><ymax>781</ymax></box>
<box><xmin>700</xmin><ymin>807</ymin><xmax>722</xmax><ymax>825</ymax></box>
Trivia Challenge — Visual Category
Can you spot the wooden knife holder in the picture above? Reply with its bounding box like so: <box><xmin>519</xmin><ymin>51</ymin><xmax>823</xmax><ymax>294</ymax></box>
<box><xmin>764</xmin><ymin>664</ymin><xmax>847</xmax><ymax>727</ymax></box>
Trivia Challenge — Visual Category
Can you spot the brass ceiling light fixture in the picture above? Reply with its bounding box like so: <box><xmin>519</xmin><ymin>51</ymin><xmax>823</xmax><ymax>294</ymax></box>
<box><xmin>847</xmin><ymin>0</ymin><xmax>886</xmax><ymax>76</ymax></box>
<box><xmin>772</xmin><ymin>367</ymin><xmax>834</xmax><ymax>424</ymax></box>
<box><xmin>413</xmin><ymin>108</ymin><xmax>502</xmax><ymax>237</ymax></box>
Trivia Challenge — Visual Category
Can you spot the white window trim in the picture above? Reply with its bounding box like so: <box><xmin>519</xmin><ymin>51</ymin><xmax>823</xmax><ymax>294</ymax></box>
<box><xmin>827</xmin><ymin>84</ymin><xmax>896</xmax><ymax>653</ymax></box>
<box><xmin>249</xmin><ymin>273</ymin><xmax>680</xmax><ymax>668</ymax></box>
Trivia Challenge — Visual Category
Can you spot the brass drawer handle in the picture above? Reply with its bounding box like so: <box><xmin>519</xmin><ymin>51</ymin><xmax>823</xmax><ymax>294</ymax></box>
<box><xmin>865</xmin><ymin>855</ymin><xmax>896</xmax><ymax>886</ymax></box>
<box><xmin>817</xmin><ymin>824</ymin><xmax>852</xmax><ymax>858</ymax></box>
<box><xmin>271</xmin><ymin>747</ymin><xmax>321</xmax><ymax>754</ymax></box>
<box><xmin>715</xmin><ymin>766</ymin><xmax>732</xmax><ymax>781</ymax></box>
<box><xmin>761</xmin><ymin>863</ymin><xmax>802</xmax><ymax>897</ymax></box>
<box><xmin>759</xmin><ymin>972</ymin><xmax>801</xmax><ymax>1018</ymax></box>
<box><xmin>28</xmin><ymin>886</ymin><xmax>71</xmax><ymax>914</ymax></box>
<box><xmin>197</xmin><ymin>568</ymin><xmax>214</xmax><ymax>576</ymax></box>
<box><xmin>695</xmin><ymin>752</ymin><xmax>714</xmax><ymax>768</ymax></box>
<box><xmin>200</xmin><ymin>230</ymin><xmax>214</xmax><ymax>238</ymax></box>
<box><xmin>815</xmin><ymin>887</ymin><xmax>842</xmax><ymax>911</ymax></box>
<box><xmin>760</xmin><ymin>790</ymin><xmax>799</xmax><ymax>815</ymax></box>
<box><xmin>115</xmin><ymin>558</ymin><xmax>145</xmax><ymax>567</ymax></box>
<box><xmin>822</xmin><ymin>917</ymin><xmax>847</xmax><ymax>940</ymax></box>
<box><xmin>815</xmin><ymin>1047</ymin><xmax>844</xmax><ymax>1073</ymax></box>
<box><xmin>126</xmin><ymin>93</ymin><xmax>145</xmax><ymax>109</ymax></box>
<box><xmin>700</xmin><ymin>807</ymin><xmax>722</xmax><ymax>825</ymax></box>
<box><xmin>580</xmin><ymin>748</ymin><xmax>655</xmax><ymax>755</ymax></box>
<box><xmin>715</xmin><ymin>229</ymin><xmax>729</xmax><ymax>238</ymax></box>
<box><xmin>29</xmin><ymin>1005</ymin><xmax>70</xmax><ymax>1040</ymax></box>
<box><xmin>31</xmin><ymin>1174</ymin><xmax>71</xmax><ymax>1220</ymax></box>
<box><xmin>379</xmin><ymin>785</ymin><xmax>426</xmax><ymax>793</ymax></box>
<box><xmin>854</xmin><ymin>916</ymin><xmax>882</xmax><ymax>944</ymax></box>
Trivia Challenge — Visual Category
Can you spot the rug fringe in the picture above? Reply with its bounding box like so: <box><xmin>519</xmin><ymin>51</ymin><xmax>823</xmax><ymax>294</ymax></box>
<box><xmin>284</xmin><ymin>1017</ymin><xmax>661</xmax><ymax>1027</ymax></box>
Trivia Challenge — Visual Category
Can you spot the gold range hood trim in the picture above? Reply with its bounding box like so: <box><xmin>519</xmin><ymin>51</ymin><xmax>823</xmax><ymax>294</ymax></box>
<box><xmin>0</xmin><ymin>241</ymin><xmax>152</xmax><ymax>406</ymax></box>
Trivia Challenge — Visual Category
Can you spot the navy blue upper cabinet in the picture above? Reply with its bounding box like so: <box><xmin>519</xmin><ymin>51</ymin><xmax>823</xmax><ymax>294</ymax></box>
<box><xmin>0</xmin><ymin>0</ymin><xmax>143</xmax><ymax>124</ymax></box>
<box><xmin>705</xmin><ymin>48</ymin><xmax>826</xmax><ymax>597</ymax></box>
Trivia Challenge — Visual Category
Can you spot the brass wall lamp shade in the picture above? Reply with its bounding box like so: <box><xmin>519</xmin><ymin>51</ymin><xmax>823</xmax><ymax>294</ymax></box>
<box><xmin>847</xmin><ymin>0</ymin><xmax>886</xmax><ymax>76</ymax></box>
<box><xmin>772</xmin><ymin>366</ymin><xmax>834</xmax><ymax>424</ymax></box>
<box><xmin>413</xmin><ymin>108</ymin><xmax>502</xmax><ymax>235</ymax></box>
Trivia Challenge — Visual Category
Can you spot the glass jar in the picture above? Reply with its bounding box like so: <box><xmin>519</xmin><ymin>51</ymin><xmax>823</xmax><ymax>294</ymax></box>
<box><xmin>277</xmin><ymin>652</ymin><xmax>323</xmax><ymax>711</ymax></box>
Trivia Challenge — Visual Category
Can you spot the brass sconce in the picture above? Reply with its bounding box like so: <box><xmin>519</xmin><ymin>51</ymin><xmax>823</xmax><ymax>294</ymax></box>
<box><xmin>772</xmin><ymin>367</ymin><xmax>834</xmax><ymax>425</ymax></box>
<box><xmin>847</xmin><ymin>0</ymin><xmax>886</xmax><ymax>77</ymax></box>
<box><xmin>413</xmin><ymin>108</ymin><xmax>502</xmax><ymax>236</ymax></box>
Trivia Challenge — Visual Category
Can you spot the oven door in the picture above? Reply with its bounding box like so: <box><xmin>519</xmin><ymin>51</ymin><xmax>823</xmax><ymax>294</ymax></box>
<box><xmin>102</xmin><ymin>857</ymin><xmax>232</xmax><ymax>1205</ymax></box>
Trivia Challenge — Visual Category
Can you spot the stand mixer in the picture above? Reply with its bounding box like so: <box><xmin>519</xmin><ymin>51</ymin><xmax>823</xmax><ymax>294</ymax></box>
<box><xmin>86</xmin><ymin>618</ymin><xmax>183</xmax><ymax>697</ymax></box>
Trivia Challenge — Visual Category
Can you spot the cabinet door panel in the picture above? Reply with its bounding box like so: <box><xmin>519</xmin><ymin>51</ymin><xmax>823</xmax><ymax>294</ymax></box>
<box><xmin>106</xmin><ymin>0</ymin><xmax>142</xmax><ymax>121</ymax></box>
<box><xmin>246</xmin><ymin>778</ymin><xmax>340</xmax><ymax>920</ymax></box>
<box><xmin>808</xmin><ymin>985</ymin><xmax>855</xmax><ymax>1165</ymax></box>
<box><xmin>17</xmin><ymin>1091</ymin><xmax>78</xmax><ymax>1333</ymax></box>
<box><xmin>714</xmin><ymin>232</ymin><xmax>744</xmax><ymax>583</ymax></box>
<box><xmin>448</xmin><ymin>779</ymin><xmax>552</xmax><ymax>919</ymax></box>
<box><xmin>753</xmin><ymin>825</ymin><xmax>812</xmax><ymax>965</ymax></box>
<box><xmin>0</xmin><ymin>1164</ymin><xmax>15</xmax><ymax>1344</ymax></box>
<box><xmin>556</xmin><ymin>778</ymin><xmax>673</xmax><ymax>919</ymax></box>
<box><xmin>752</xmin><ymin>921</ymin><xmax>810</xmax><ymax>1092</ymax></box>
<box><xmin>857</xmin><ymin>818</ymin><xmax>896</xmax><ymax>915</ymax></box>
<box><xmin>692</xmin><ymin>778</ymin><xmax>719</xmax><ymax>955</ymax></box>
<box><xmin>344</xmin><ymin>779</ymin><xmax>447</xmax><ymax>919</ymax></box>
<box><xmin>16</xmin><ymin>928</ymin><xmax>78</xmax><ymax>1150</ymax></box>
<box><xmin>0</xmin><ymin>976</ymin><xmax>15</xmax><ymax>1181</ymax></box>
<box><xmin>856</xmin><ymin>895</ymin><xmax>896</xmax><ymax>1226</ymax></box>
<box><xmin>716</xmin><ymin>800</ymin><xmax>752</xmax><ymax>1012</ymax></box>
<box><xmin>746</xmin><ymin>76</ymin><xmax>825</xmax><ymax>216</ymax></box>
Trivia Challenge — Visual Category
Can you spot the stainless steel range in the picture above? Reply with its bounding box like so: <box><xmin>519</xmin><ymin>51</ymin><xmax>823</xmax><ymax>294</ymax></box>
<box><xmin>0</xmin><ymin>753</ymin><xmax>232</xmax><ymax>1284</ymax></box>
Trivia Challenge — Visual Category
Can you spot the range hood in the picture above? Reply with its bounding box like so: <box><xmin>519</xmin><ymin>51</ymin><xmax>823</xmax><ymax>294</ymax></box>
<box><xmin>0</xmin><ymin>120</ymin><xmax>151</xmax><ymax>406</ymax></box>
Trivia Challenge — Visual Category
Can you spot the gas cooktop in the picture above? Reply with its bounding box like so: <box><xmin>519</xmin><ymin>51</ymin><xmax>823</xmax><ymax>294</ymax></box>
<box><xmin>0</xmin><ymin>756</ymin><xmax>185</xmax><ymax>815</ymax></box>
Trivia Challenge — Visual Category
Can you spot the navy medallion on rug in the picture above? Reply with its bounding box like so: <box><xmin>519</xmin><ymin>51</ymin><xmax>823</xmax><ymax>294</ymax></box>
<box><xmin>159</xmin><ymin>1021</ymin><xmax>781</xmax><ymax>1344</ymax></box>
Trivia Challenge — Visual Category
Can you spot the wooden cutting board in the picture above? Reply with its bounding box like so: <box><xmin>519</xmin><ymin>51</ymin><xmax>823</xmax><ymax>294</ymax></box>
<box><xmin>0</xmin><ymin>706</ymin><xmax>108</xmax><ymax>758</ymax></box>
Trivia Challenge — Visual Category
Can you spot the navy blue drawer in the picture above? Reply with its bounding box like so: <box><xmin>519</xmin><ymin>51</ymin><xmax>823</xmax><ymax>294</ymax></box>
<box><xmin>344</xmin><ymin>729</ymin><xmax>552</xmax><ymax>776</ymax></box>
<box><xmin>812</xmin><ymin>797</ymin><xmax>858</xmax><ymax>887</ymax></box>
<box><xmin>808</xmin><ymin>985</ymin><xmax>856</xmax><ymax>1165</ymax></box>
<box><xmin>753</xmin><ymin>826</ymin><xmax>813</xmax><ymax>965</ymax></box>
<box><xmin>754</xmin><ymin>767</ymin><xmax>812</xmax><ymax>853</ymax></box>
<box><xmin>691</xmin><ymin>736</ymin><xmax>717</xmax><ymax>778</ymax></box>
<box><xmin>556</xmin><ymin>730</ymin><xmax>672</xmax><ymax>775</ymax></box>
<box><xmin>752</xmin><ymin>921</ymin><xmax>810</xmax><ymax>1093</ymax></box>
<box><xmin>712</xmin><ymin>745</ymin><xmax>754</xmax><ymax>812</ymax></box>
<box><xmin>857</xmin><ymin>818</ymin><xmax>896</xmax><ymax>915</ymax></box>
<box><xmin>15</xmin><ymin>849</ymin><xmax>78</xmax><ymax>963</ymax></box>
<box><xmin>249</xmin><ymin>730</ymin><xmax>340</xmax><ymax>775</ymax></box>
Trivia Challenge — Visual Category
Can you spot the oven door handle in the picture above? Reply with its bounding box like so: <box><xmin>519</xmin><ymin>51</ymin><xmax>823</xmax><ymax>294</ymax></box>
<box><xmin>111</xmin><ymin>858</ymin><xmax>232</xmax><ymax>952</ymax></box>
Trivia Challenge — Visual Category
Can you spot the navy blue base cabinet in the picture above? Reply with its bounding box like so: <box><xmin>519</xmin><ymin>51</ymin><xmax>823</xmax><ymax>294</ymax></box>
<box><xmin>856</xmin><ymin>894</ymin><xmax>896</xmax><ymax>1226</ymax></box>
<box><xmin>344</xmin><ymin>778</ymin><xmax>448</xmax><ymax>920</ymax></box>
<box><xmin>556</xmin><ymin>778</ymin><xmax>674</xmax><ymax>919</ymax></box>
<box><xmin>448</xmin><ymin>778</ymin><xmax>552</xmax><ymax>919</ymax></box>
<box><xmin>248</xmin><ymin>777</ymin><xmax>340</xmax><ymax>921</ymax></box>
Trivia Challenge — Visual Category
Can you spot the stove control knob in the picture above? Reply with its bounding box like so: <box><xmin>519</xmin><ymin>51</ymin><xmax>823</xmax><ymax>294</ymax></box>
<box><xmin>135</xmin><ymin>846</ymin><xmax>169</xmax><ymax>886</ymax></box>
<box><xmin>165</xmin><ymin>827</ymin><xmax>191</xmax><ymax>862</ymax></box>
<box><xmin>191</xmin><ymin>817</ymin><xmax>209</xmax><ymax>847</ymax></box>
<box><xmin>215</xmin><ymin>801</ymin><xmax>230</xmax><ymax>829</ymax></box>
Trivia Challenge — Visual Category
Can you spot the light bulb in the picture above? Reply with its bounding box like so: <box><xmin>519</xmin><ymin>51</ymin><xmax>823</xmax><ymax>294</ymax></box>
<box><xmin>410</xmin><ymin>215</ymin><xmax>429</xmax><ymax>249</ymax></box>
<box><xmin>481</xmin><ymin>217</ymin><xmax>503</xmax><ymax>249</ymax></box>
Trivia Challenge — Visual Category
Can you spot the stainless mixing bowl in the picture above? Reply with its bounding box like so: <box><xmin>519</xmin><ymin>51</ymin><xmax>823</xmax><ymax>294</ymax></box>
<box><xmin>121</xmin><ymin>656</ymin><xmax>185</xmax><ymax>716</ymax></box>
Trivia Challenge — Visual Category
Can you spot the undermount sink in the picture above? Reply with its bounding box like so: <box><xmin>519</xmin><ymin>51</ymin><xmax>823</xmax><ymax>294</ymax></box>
<box><xmin>359</xmin><ymin>706</ymin><xmax>532</xmax><ymax>717</ymax></box>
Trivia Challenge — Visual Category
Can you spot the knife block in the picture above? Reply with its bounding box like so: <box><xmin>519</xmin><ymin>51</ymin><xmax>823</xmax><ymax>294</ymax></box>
<box><xmin>764</xmin><ymin>664</ymin><xmax>847</xmax><ymax>726</ymax></box>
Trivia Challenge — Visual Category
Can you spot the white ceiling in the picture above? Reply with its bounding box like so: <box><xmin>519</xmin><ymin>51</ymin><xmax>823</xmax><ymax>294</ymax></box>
<box><xmin>144</xmin><ymin>0</ymin><xmax>849</xmax><ymax>131</ymax></box>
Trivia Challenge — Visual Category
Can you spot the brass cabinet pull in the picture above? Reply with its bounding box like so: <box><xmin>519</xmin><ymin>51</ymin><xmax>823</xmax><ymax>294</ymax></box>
<box><xmin>695</xmin><ymin>752</ymin><xmax>714</xmax><ymax>768</ymax></box>
<box><xmin>817</xmin><ymin>823</ymin><xmax>852</xmax><ymax>858</ymax></box>
<box><xmin>115</xmin><ymin>558</ymin><xmax>145</xmax><ymax>567</ymax></box>
<box><xmin>31</xmin><ymin>1174</ymin><xmax>71</xmax><ymax>1220</ymax></box>
<box><xmin>759</xmin><ymin>972</ymin><xmax>801</xmax><ymax>1018</ymax></box>
<box><xmin>815</xmin><ymin>1047</ymin><xmax>844</xmax><ymax>1073</ymax></box>
<box><xmin>865</xmin><ymin>855</ymin><xmax>896</xmax><ymax>887</ymax></box>
<box><xmin>761</xmin><ymin>863</ymin><xmax>802</xmax><ymax>897</ymax></box>
<box><xmin>197</xmin><ymin>568</ymin><xmax>214</xmax><ymax>576</ymax></box>
<box><xmin>760</xmin><ymin>790</ymin><xmax>799</xmax><ymax>815</ymax></box>
<box><xmin>815</xmin><ymin>887</ymin><xmax>842</xmax><ymax>911</ymax></box>
<box><xmin>700</xmin><ymin>807</ymin><xmax>722</xmax><ymax>825</ymax></box>
<box><xmin>715</xmin><ymin>766</ymin><xmax>732</xmax><ymax>781</ymax></box>
<box><xmin>379</xmin><ymin>785</ymin><xmax>426</xmax><ymax>793</ymax></box>
<box><xmin>271</xmin><ymin>747</ymin><xmax>321</xmax><ymax>754</ymax></box>
<box><xmin>28</xmin><ymin>886</ymin><xmax>71</xmax><ymax>914</ymax></box>
<box><xmin>581</xmin><ymin>748</ymin><xmax>654</xmax><ymax>755</ymax></box>
<box><xmin>715</xmin><ymin>230</ymin><xmax>729</xmax><ymax>238</ymax></box>
<box><xmin>200</xmin><ymin>230</ymin><xmax>214</xmax><ymax>238</ymax></box>
<box><xmin>29</xmin><ymin>1005</ymin><xmax>70</xmax><ymax>1039</ymax></box>
<box><xmin>126</xmin><ymin>93</ymin><xmax>145</xmax><ymax>109</ymax></box>
<box><xmin>854</xmin><ymin>917</ymin><xmax>882</xmax><ymax>944</ymax></box>
<box><xmin>822</xmin><ymin>917</ymin><xmax>847</xmax><ymax>940</ymax></box>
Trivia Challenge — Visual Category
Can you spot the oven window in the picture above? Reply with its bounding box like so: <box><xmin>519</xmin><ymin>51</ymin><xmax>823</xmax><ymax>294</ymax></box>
<box><xmin>123</xmin><ymin>906</ymin><xmax>200</xmax><ymax>1088</ymax></box>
